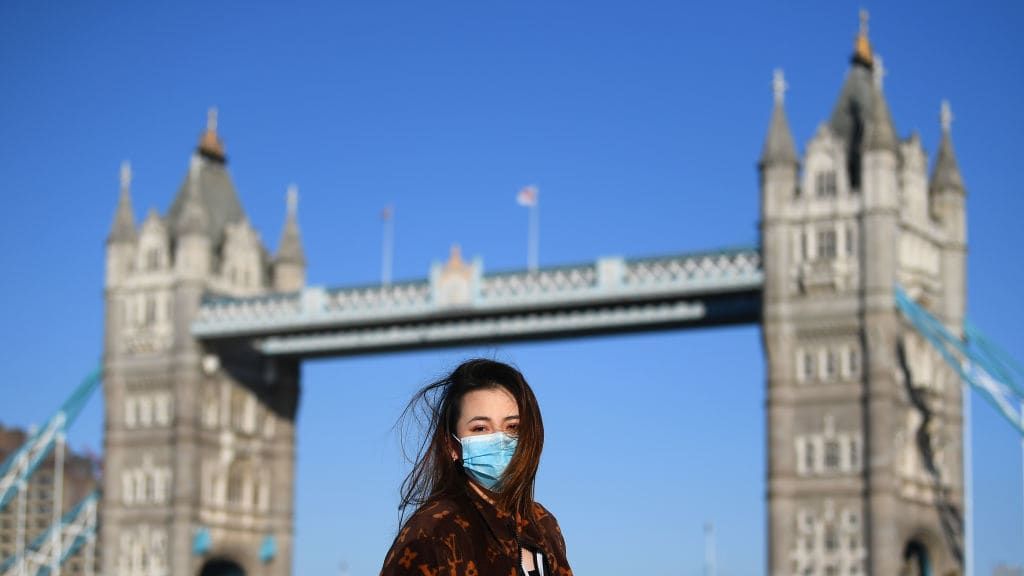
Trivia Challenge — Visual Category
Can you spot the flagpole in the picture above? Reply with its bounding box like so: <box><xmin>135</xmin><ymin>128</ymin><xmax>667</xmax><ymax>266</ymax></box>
<box><xmin>529</xmin><ymin>201</ymin><xmax>539</xmax><ymax>273</ymax></box>
<box><xmin>381</xmin><ymin>206</ymin><xmax>393</xmax><ymax>285</ymax></box>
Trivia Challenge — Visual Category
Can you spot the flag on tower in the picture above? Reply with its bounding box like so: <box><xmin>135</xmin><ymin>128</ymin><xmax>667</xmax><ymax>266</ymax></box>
<box><xmin>516</xmin><ymin>185</ymin><xmax>538</xmax><ymax>207</ymax></box>
<box><xmin>381</xmin><ymin>204</ymin><xmax>394</xmax><ymax>221</ymax></box>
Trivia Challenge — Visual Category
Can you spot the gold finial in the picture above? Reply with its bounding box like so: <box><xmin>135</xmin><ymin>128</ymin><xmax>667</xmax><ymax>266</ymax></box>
<box><xmin>854</xmin><ymin>9</ymin><xmax>874</xmax><ymax>67</ymax></box>
<box><xmin>447</xmin><ymin>244</ymin><xmax>464</xmax><ymax>267</ymax></box>
<box><xmin>197</xmin><ymin>106</ymin><xmax>226</xmax><ymax>161</ymax></box>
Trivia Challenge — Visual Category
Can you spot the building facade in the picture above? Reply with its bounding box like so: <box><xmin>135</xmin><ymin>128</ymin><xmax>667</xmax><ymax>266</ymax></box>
<box><xmin>0</xmin><ymin>424</ymin><xmax>101</xmax><ymax>574</ymax></box>
<box><xmin>760</xmin><ymin>16</ymin><xmax>966</xmax><ymax>576</ymax></box>
<box><xmin>102</xmin><ymin>111</ymin><xmax>305</xmax><ymax>576</ymax></box>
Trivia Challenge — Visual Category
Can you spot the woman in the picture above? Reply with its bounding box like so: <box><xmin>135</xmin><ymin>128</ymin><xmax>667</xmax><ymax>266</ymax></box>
<box><xmin>380</xmin><ymin>358</ymin><xmax>573</xmax><ymax>576</ymax></box>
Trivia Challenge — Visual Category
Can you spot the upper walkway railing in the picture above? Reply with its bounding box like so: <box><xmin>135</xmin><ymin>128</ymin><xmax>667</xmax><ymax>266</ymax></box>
<box><xmin>192</xmin><ymin>247</ymin><xmax>764</xmax><ymax>356</ymax></box>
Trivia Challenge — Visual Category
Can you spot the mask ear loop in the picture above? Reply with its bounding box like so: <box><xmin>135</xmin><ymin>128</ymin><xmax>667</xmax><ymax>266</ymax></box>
<box><xmin>447</xmin><ymin>414</ymin><xmax>462</xmax><ymax>462</ymax></box>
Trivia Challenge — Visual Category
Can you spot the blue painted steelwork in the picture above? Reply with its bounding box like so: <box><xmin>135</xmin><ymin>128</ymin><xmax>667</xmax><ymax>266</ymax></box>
<box><xmin>259</xmin><ymin>535</ymin><xmax>276</xmax><ymax>564</ymax></box>
<box><xmin>895</xmin><ymin>286</ymin><xmax>1024</xmax><ymax>435</ymax></box>
<box><xmin>0</xmin><ymin>367</ymin><xmax>102</xmax><ymax>512</ymax></box>
<box><xmin>194</xmin><ymin>527</ymin><xmax>212</xmax><ymax>556</ymax></box>
<box><xmin>0</xmin><ymin>490</ymin><xmax>99</xmax><ymax>576</ymax></box>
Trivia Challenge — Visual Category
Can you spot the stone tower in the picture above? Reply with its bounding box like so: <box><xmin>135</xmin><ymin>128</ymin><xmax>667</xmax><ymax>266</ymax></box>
<box><xmin>760</xmin><ymin>14</ymin><xmax>967</xmax><ymax>576</ymax></box>
<box><xmin>102</xmin><ymin>110</ymin><xmax>306</xmax><ymax>576</ymax></box>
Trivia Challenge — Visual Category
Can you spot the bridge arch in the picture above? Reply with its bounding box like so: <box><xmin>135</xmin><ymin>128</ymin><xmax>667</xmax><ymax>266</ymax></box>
<box><xmin>199</xmin><ymin>558</ymin><xmax>247</xmax><ymax>576</ymax></box>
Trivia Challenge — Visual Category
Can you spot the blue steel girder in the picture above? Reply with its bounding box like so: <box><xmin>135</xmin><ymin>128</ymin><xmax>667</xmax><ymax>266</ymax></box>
<box><xmin>192</xmin><ymin>247</ymin><xmax>764</xmax><ymax>358</ymax></box>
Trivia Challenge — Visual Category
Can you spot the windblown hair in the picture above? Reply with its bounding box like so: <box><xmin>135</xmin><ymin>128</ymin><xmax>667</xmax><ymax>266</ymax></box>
<box><xmin>397</xmin><ymin>358</ymin><xmax>544</xmax><ymax>522</ymax></box>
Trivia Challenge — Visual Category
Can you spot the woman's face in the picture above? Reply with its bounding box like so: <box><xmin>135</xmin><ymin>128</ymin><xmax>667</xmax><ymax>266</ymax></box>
<box><xmin>454</xmin><ymin>386</ymin><xmax>520</xmax><ymax>439</ymax></box>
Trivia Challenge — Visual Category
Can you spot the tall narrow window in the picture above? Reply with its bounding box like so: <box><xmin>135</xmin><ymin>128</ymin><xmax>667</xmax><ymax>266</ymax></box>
<box><xmin>146</xmin><ymin>248</ymin><xmax>160</xmax><ymax>271</ymax></box>
<box><xmin>144</xmin><ymin>296</ymin><xmax>157</xmax><ymax>326</ymax></box>
<box><xmin>803</xmin><ymin>351</ymin><xmax>816</xmax><ymax>382</ymax></box>
<box><xmin>816</xmin><ymin>170</ymin><xmax>837</xmax><ymax>197</ymax></box>
<box><xmin>825</xmin><ymin>350</ymin><xmax>837</xmax><ymax>380</ymax></box>
<box><xmin>805</xmin><ymin>441</ymin><xmax>816</xmax><ymax>473</ymax></box>
<box><xmin>817</xmin><ymin>229</ymin><xmax>837</xmax><ymax>260</ymax></box>
<box><xmin>825</xmin><ymin>440</ymin><xmax>840</xmax><ymax>470</ymax></box>
<box><xmin>845</xmin><ymin>226</ymin><xmax>855</xmax><ymax>256</ymax></box>
<box><xmin>848</xmin><ymin>348</ymin><xmax>860</xmax><ymax>378</ymax></box>
<box><xmin>824</xmin><ymin>526</ymin><xmax>838</xmax><ymax>552</ymax></box>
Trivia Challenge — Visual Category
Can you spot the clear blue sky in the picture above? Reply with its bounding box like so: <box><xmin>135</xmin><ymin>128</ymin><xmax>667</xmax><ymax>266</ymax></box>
<box><xmin>2</xmin><ymin>1</ymin><xmax>1023</xmax><ymax>575</ymax></box>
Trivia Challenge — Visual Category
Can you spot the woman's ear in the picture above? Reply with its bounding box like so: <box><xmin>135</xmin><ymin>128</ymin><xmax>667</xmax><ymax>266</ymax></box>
<box><xmin>448</xmin><ymin>435</ymin><xmax>461</xmax><ymax>462</ymax></box>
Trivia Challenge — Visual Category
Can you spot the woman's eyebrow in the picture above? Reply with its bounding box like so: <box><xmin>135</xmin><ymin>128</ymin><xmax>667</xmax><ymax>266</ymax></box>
<box><xmin>503</xmin><ymin>415</ymin><xmax>520</xmax><ymax>421</ymax></box>
<box><xmin>466</xmin><ymin>416</ymin><xmax>493</xmax><ymax>424</ymax></box>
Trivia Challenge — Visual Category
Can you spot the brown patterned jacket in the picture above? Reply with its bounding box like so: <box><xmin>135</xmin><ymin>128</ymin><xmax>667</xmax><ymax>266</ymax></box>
<box><xmin>380</xmin><ymin>483</ymin><xmax>573</xmax><ymax>576</ymax></box>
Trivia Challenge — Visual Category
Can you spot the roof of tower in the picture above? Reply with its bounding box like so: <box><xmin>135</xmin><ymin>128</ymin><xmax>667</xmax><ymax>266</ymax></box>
<box><xmin>760</xmin><ymin>69</ymin><xmax>799</xmax><ymax>167</ymax></box>
<box><xmin>931</xmin><ymin>100</ymin><xmax>964</xmax><ymax>192</ymax></box>
<box><xmin>167</xmin><ymin>113</ymin><xmax>246</xmax><ymax>245</ymax></box>
<box><xmin>275</xmin><ymin>184</ymin><xmax>306</xmax><ymax>265</ymax></box>
<box><xmin>827</xmin><ymin>11</ymin><xmax>899</xmax><ymax>179</ymax></box>
<box><xmin>108</xmin><ymin>160</ymin><xmax>137</xmax><ymax>243</ymax></box>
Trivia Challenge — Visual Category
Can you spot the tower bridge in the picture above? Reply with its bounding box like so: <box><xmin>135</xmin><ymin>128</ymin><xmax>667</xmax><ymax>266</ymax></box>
<box><xmin>100</xmin><ymin>16</ymin><xmax>970</xmax><ymax>576</ymax></box>
<box><xmin>4</xmin><ymin>13</ymin><xmax>1005</xmax><ymax>576</ymax></box>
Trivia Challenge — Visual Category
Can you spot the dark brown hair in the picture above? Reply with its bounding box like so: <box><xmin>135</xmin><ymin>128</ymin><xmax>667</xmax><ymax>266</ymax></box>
<box><xmin>398</xmin><ymin>358</ymin><xmax>544</xmax><ymax>521</ymax></box>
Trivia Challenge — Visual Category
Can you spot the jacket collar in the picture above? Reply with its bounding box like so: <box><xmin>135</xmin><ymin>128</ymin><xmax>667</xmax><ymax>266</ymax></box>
<box><xmin>461</xmin><ymin>479</ymin><xmax>544</xmax><ymax>550</ymax></box>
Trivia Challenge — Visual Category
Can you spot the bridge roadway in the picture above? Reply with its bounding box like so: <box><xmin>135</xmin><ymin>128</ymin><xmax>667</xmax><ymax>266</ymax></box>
<box><xmin>192</xmin><ymin>246</ymin><xmax>763</xmax><ymax>358</ymax></box>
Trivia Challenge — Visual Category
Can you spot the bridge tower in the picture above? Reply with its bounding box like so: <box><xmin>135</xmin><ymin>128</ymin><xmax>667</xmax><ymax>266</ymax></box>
<box><xmin>102</xmin><ymin>110</ymin><xmax>305</xmax><ymax>576</ymax></box>
<box><xmin>761</xmin><ymin>15</ymin><xmax>967</xmax><ymax>576</ymax></box>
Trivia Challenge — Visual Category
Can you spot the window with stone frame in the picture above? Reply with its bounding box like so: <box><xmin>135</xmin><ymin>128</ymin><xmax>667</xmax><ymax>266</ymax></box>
<box><xmin>824</xmin><ymin>439</ymin><xmax>841</xmax><ymax>471</ymax></box>
<box><xmin>816</xmin><ymin>170</ymin><xmax>838</xmax><ymax>197</ymax></box>
<box><xmin>848</xmin><ymin>437</ymin><xmax>861</xmax><ymax>471</ymax></box>
<box><xmin>146</xmin><ymin>248</ymin><xmax>161</xmax><ymax>271</ymax></box>
<box><xmin>847</xmin><ymin>347</ymin><xmax>861</xmax><ymax>379</ymax></box>
<box><xmin>804</xmin><ymin>440</ymin><xmax>816</xmax><ymax>473</ymax></box>
<box><xmin>817</xmin><ymin>228</ymin><xmax>838</xmax><ymax>260</ymax></box>
<box><xmin>824</xmin><ymin>349</ymin><xmax>837</xmax><ymax>381</ymax></box>
<box><xmin>803</xmin><ymin>350</ymin><xmax>816</xmax><ymax>383</ymax></box>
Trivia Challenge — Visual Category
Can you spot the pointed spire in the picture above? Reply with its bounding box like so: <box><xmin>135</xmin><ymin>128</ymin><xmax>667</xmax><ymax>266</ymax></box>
<box><xmin>759</xmin><ymin>69</ymin><xmax>798</xmax><ymax>167</ymax></box>
<box><xmin>197</xmin><ymin>107</ymin><xmax>227</xmax><ymax>163</ymax></box>
<box><xmin>276</xmin><ymin>184</ymin><xmax>305</xmax><ymax>265</ymax></box>
<box><xmin>108</xmin><ymin>160</ymin><xmax>137</xmax><ymax>243</ymax></box>
<box><xmin>931</xmin><ymin>100</ymin><xmax>964</xmax><ymax>193</ymax></box>
<box><xmin>175</xmin><ymin>155</ymin><xmax>209</xmax><ymax>237</ymax></box>
<box><xmin>853</xmin><ymin>9</ymin><xmax>874</xmax><ymax>68</ymax></box>
<box><xmin>863</xmin><ymin>69</ymin><xmax>898</xmax><ymax>154</ymax></box>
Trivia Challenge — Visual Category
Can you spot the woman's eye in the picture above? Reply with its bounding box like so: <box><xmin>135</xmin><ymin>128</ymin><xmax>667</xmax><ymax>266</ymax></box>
<box><xmin>471</xmin><ymin>426</ymin><xmax>486</xmax><ymax>433</ymax></box>
<box><xmin>506</xmin><ymin>424</ymin><xmax>519</xmax><ymax>434</ymax></box>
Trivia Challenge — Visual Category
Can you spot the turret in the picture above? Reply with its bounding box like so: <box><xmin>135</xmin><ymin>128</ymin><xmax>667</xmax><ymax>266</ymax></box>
<box><xmin>273</xmin><ymin>185</ymin><xmax>306</xmax><ymax>292</ymax></box>
<box><xmin>931</xmin><ymin>100</ymin><xmax>966</xmax><ymax>241</ymax></box>
<box><xmin>759</xmin><ymin>68</ymin><xmax>799</xmax><ymax>305</ymax></box>
<box><xmin>931</xmin><ymin>100</ymin><xmax>968</xmax><ymax>328</ymax></box>
<box><xmin>759</xmin><ymin>68</ymin><xmax>799</xmax><ymax>207</ymax></box>
<box><xmin>106</xmin><ymin>161</ymin><xmax>138</xmax><ymax>287</ymax></box>
<box><xmin>174</xmin><ymin>155</ymin><xmax>211</xmax><ymax>279</ymax></box>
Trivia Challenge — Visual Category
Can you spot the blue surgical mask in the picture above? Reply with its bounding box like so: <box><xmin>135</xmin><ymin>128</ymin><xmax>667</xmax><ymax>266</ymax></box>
<box><xmin>454</xmin><ymin>431</ymin><xmax>518</xmax><ymax>490</ymax></box>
